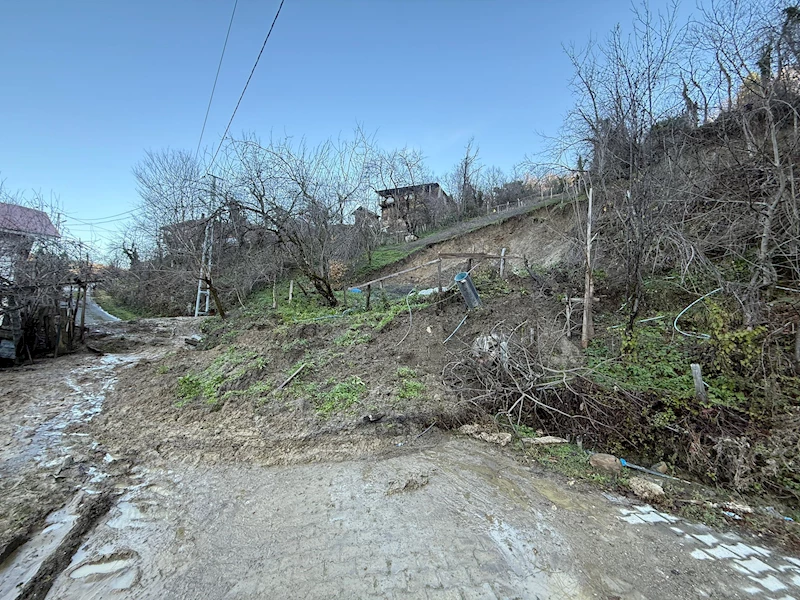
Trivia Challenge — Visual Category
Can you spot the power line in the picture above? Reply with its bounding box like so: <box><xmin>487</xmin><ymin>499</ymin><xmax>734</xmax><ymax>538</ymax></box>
<box><xmin>195</xmin><ymin>0</ymin><xmax>239</xmax><ymax>160</ymax></box>
<box><xmin>62</xmin><ymin>207</ymin><xmax>141</xmax><ymax>223</ymax></box>
<box><xmin>206</xmin><ymin>0</ymin><xmax>286</xmax><ymax>173</ymax></box>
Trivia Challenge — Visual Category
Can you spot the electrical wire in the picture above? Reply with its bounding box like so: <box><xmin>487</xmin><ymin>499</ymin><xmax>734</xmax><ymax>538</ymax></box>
<box><xmin>195</xmin><ymin>0</ymin><xmax>239</xmax><ymax>160</ymax></box>
<box><xmin>206</xmin><ymin>0</ymin><xmax>286</xmax><ymax>173</ymax></box>
<box><xmin>61</xmin><ymin>207</ymin><xmax>141</xmax><ymax>223</ymax></box>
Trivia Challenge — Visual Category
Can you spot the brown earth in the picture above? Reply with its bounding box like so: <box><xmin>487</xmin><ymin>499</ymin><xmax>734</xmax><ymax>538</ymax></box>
<box><xmin>93</xmin><ymin>279</ymin><xmax>577</xmax><ymax>472</ymax></box>
<box><xmin>361</xmin><ymin>201</ymin><xmax>580</xmax><ymax>293</ymax></box>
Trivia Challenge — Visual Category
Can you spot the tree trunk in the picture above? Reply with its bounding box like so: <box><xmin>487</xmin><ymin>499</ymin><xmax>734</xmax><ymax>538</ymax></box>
<box><xmin>203</xmin><ymin>278</ymin><xmax>226</xmax><ymax>319</ymax></box>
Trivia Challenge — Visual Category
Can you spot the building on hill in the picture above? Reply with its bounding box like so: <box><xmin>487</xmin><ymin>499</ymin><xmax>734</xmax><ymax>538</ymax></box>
<box><xmin>376</xmin><ymin>183</ymin><xmax>452</xmax><ymax>235</ymax></box>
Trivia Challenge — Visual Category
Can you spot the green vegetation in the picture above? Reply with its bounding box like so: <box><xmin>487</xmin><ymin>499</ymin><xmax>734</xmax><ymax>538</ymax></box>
<box><xmin>93</xmin><ymin>289</ymin><xmax>152</xmax><ymax>320</ymax></box>
<box><xmin>176</xmin><ymin>346</ymin><xmax>268</xmax><ymax>406</ymax></box>
<box><xmin>526</xmin><ymin>442</ymin><xmax>613</xmax><ymax>484</ymax></box>
<box><xmin>353</xmin><ymin>245</ymin><xmax>417</xmax><ymax>280</ymax></box>
<box><xmin>586</xmin><ymin>317</ymin><xmax>763</xmax><ymax>413</ymax></box>
<box><xmin>396</xmin><ymin>366</ymin><xmax>425</xmax><ymax>400</ymax></box>
<box><xmin>314</xmin><ymin>376</ymin><xmax>366</xmax><ymax>416</ymax></box>
<box><xmin>334</xmin><ymin>324</ymin><xmax>371</xmax><ymax>346</ymax></box>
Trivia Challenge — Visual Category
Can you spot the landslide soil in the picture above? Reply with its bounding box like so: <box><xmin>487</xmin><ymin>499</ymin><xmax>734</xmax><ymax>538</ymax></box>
<box><xmin>94</xmin><ymin>279</ymin><xmax>573</xmax><ymax>469</ymax></box>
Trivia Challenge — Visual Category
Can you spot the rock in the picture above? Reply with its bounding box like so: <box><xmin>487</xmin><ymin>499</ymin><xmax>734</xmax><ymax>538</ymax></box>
<box><xmin>477</xmin><ymin>432</ymin><xmax>512</xmax><ymax>446</ymax></box>
<box><xmin>458</xmin><ymin>424</ymin><xmax>481</xmax><ymax>436</ymax></box>
<box><xmin>629</xmin><ymin>476</ymin><xmax>665</xmax><ymax>501</ymax></box>
<box><xmin>651</xmin><ymin>461</ymin><xmax>668</xmax><ymax>474</ymax></box>
<box><xmin>522</xmin><ymin>436</ymin><xmax>568</xmax><ymax>445</ymax></box>
<box><xmin>723</xmin><ymin>501</ymin><xmax>753</xmax><ymax>514</ymax></box>
<box><xmin>589</xmin><ymin>453</ymin><xmax>622</xmax><ymax>475</ymax></box>
<box><xmin>458</xmin><ymin>424</ymin><xmax>511</xmax><ymax>446</ymax></box>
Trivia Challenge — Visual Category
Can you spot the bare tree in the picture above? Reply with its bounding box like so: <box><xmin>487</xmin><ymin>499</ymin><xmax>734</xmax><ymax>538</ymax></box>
<box><xmin>565</xmin><ymin>1</ymin><xmax>691</xmax><ymax>330</ymax></box>
<box><xmin>445</xmin><ymin>137</ymin><xmax>483</xmax><ymax>219</ymax></box>
<box><xmin>231</xmin><ymin>128</ymin><xmax>374</xmax><ymax>306</ymax></box>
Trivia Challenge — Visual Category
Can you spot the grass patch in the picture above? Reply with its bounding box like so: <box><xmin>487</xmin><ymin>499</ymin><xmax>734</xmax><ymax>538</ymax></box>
<box><xmin>396</xmin><ymin>366</ymin><xmax>425</xmax><ymax>400</ymax></box>
<box><xmin>176</xmin><ymin>346</ymin><xmax>267</xmax><ymax>405</ymax></box>
<box><xmin>93</xmin><ymin>289</ymin><xmax>152</xmax><ymax>320</ymax></box>
<box><xmin>522</xmin><ymin>440</ymin><xmax>614</xmax><ymax>484</ymax></box>
<box><xmin>314</xmin><ymin>376</ymin><xmax>366</xmax><ymax>416</ymax></box>
<box><xmin>352</xmin><ymin>245</ymin><xmax>417</xmax><ymax>280</ymax></box>
<box><xmin>334</xmin><ymin>325</ymin><xmax>371</xmax><ymax>346</ymax></box>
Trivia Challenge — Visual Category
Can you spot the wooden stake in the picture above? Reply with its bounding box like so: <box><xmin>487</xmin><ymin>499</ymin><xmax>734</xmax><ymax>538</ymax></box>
<box><xmin>272</xmin><ymin>279</ymin><xmax>277</xmax><ymax>309</ymax></box>
<box><xmin>288</xmin><ymin>280</ymin><xmax>294</xmax><ymax>304</ymax></box>
<box><xmin>79</xmin><ymin>284</ymin><xmax>88</xmax><ymax>342</ymax></box>
<box><xmin>499</xmin><ymin>247</ymin><xmax>507</xmax><ymax>279</ymax></box>
<box><xmin>437</xmin><ymin>260</ymin><xmax>443</xmax><ymax>294</ymax></box>
<box><xmin>276</xmin><ymin>363</ymin><xmax>306</xmax><ymax>391</ymax></box>
<box><xmin>366</xmin><ymin>284</ymin><xmax>372</xmax><ymax>310</ymax></box>
<box><xmin>691</xmin><ymin>363</ymin><xmax>708</xmax><ymax>403</ymax></box>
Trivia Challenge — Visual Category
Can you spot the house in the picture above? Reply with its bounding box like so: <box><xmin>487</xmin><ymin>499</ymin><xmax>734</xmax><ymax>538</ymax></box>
<box><xmin>352</xmin><ymin>206</ymin><xmax>380</xmax><ymax>229</ymax></box>
<box><xmin>375</xmin><ymin>183</ymin><xmax>451</xmax><ymax>235</ymax></box>
<box><xmin>0</xmin><ymin>202</ymin><xmax>60</xmax><ymax>360</ymax></box>
<box><xmin>0</xmin><ymin>202</ymin><xmax>59</xmax><ymax>284</ymax></box>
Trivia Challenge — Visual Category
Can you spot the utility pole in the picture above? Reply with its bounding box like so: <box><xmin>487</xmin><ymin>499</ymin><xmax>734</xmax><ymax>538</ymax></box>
<box><xmin>194</xmin><ymin>175</ymin><xmax>218</xmax><ymax>317</ymax></box>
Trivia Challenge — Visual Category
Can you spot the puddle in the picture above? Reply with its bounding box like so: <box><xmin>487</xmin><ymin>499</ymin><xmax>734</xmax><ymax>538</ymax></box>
<box><xmin>65</xmin><ymin>551</ymin><xmax>141</xmax><ymax>595</ymax></box>
<box><xmin>0</xmin><ymin>500</ymin><xmax>80</xmax><ymax>600</ymax></box>
<box><xmin>70</xmin><ymin>558</ymin><xmax>131</xmax><ymax>578</ymax></box>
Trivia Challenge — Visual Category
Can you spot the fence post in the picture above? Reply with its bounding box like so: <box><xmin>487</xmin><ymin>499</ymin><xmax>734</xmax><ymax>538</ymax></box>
<box><xmin>691</xmin><ymin>363</ymin><xmax>708</xmax><ymax>403</ymax></box>
<box><xmin>288</xmin><ymin>279</ymin><xmax>294</xmax><ymax>303</ymax></box>
<box><xmin>499</xmin><ymin>248</ymin><xmax>507</xmax><ymax>279</ymax></box>
<box><xmin>437</xmin><ymin>259</ymin><xmax>443</xmax><ymax>294</ymax></box>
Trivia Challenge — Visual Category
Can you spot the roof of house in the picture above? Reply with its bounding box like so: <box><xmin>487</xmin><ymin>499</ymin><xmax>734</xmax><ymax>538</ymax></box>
<box><xmin>375</xmin><ymin>183</ymin><xmax>443</xmax><ymax>198</ymax></box>
<box><xmin>0</xmin><ymin>202</ymin><xmax>59</xmax><ymax>237</ymax></box>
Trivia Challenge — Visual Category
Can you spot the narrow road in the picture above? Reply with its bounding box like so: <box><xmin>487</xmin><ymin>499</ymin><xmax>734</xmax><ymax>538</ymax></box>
<box><xmin>76</xmin><ymin>289</ymin><xmax>120</xmax><ymax>325</ymax></box>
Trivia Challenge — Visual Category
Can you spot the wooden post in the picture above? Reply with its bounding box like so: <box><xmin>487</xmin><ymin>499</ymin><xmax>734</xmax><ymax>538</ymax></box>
<box><xmin>581</xmin><ymin>187</ymin><xmax>595</xmax><ymax>349</ymax></box>
<box><xmin>288</xmin><ymin>280</ymin><xmax>294</xmax><ymax>304</ymax></box>
<box><xmin>79</xmin><ymin>284</ymin><xmax>88</xmax><ymax>342</ymax></box>
<box><xmin>437</xmin><ymin>260</ymin><xmax>443</xmax><ymax>294</ymax></box>
<box><xmin>272</xmin><ymin>279</ymin><xmax>277</xmax><ymax>309</ymax></box>
<box><xmin>565</xmin><ymin>296</ymin><xmax>572</xmax><ymax>339</ymax></box>
<box><xmin>499</xmin><ymin>248</ymin><xmax>507</xmax><ymax>279</ymax></box>
<box><xmin>366</xmin><ymin>284</ymin><xmax>372</xmax><ymax>310</ymax></box>
<box><xmin>691</xmin><ymin>363</ymin><xmax>708</xmax><ymax>403</ymax></box>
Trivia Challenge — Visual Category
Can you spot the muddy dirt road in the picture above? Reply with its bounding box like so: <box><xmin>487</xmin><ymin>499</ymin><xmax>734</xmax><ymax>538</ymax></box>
<box><xmin>1</xmin><ymin>318</ymin><xmax>799</xmax><ymax>599</ymax></box>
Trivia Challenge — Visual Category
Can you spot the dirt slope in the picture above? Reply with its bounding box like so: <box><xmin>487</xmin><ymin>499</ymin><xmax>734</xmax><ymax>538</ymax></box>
<box><xmin>363</xmin><ymin>202</ymin><xmax>580</xmax><ymax>290</ymax></box>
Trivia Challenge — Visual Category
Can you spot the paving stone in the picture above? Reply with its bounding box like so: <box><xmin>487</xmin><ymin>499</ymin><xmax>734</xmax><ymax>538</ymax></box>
<box><xmin>749</xmin><ymin>574</ymin><xmax>788</xmax><ymax>592</ymax></box>
<box><xmin>737</xmin><ymin>557</ymin><xmax>776</xmax><ymax>574</ymax></box>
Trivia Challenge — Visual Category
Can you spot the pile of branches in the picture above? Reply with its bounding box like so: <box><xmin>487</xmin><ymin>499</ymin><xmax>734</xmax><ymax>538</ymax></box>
<box><xmin>442</xmin><ymin>322</ymin><xmax>800</xmax><ymax>502</ymax></box>
<box><xmin>442</xmin><ymin>322</ymin><xmax>635</xmax><ymax>443</ymax></box>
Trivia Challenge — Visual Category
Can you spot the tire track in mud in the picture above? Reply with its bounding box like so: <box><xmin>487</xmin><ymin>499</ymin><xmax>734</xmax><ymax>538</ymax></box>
<box><xmin>0</xmin><ymin>354</ymin><xmax>146</xmax><ymax>600</ymax></box>
<box><xmin>13</xmin><ymin>492</ymin><xmax>116</xmax><ymax>600</ymax></box>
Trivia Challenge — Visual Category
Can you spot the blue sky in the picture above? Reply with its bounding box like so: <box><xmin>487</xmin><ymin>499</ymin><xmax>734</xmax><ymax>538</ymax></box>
<box><xmin>0</xmin><ymin>0</ymin><xmax>691</xmax><ymax>248</ymax></box>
